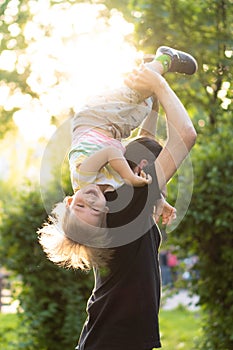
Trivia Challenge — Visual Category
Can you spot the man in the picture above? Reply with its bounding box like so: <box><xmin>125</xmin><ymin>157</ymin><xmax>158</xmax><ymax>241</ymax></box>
<box><xmin>75</xmin><ymin>67</ymin><xmax>196</xmax><ymax>349</ymax></box>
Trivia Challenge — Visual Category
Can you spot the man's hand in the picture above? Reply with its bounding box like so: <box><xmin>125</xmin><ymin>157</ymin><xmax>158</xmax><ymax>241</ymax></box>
<box><xmin>124</xmin><ymin>65</ymin><xmax>163</xmax><ymax>97</ymax></box>
<box><xmin>154</xmin><ymin>196</ymin><xmax>177</xmax><ymax>226</ymax></box>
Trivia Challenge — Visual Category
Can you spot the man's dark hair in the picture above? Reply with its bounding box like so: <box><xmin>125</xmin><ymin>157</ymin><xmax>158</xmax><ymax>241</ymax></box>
<box><xmin>125</xmin><ymin>137</ymin><xmax>163</xmax><ymax>170</ymax></box>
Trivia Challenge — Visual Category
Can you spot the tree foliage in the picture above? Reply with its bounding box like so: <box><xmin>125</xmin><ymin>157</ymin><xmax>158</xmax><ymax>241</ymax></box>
<box><xmin>178</xmin><ymin>127</ymin><xmax>233</xmax><ymax>349</ymax></box>
<box><xmin>0</xmin><ymin>0</ymin><xmax>35</xmax><ymax>138</ymax></box>
<box><xmin>0</xmin><ymin>182</ymin><xmax>93</xmax><ymax>350</ymax></box>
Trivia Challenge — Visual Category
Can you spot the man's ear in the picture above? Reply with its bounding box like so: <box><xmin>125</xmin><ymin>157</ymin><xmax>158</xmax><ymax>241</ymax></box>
<box><xmin>138</xmin><ymin>159</ymin><xmax>148</xmax><ymax>170</ymax></box>
<box><xmin>134</xmin><ymin>159</ymin><xmax>148</xmax><ymax>174</ymax></box>
<box><xmin>104</xmin><ymin>206</ymin><xmax>109</xmax><ymax>213</ymax></box>
<box><xmin>64</xmin><ymin>196</ymin><xmax>73</xmax><ymax>207</ymax></box>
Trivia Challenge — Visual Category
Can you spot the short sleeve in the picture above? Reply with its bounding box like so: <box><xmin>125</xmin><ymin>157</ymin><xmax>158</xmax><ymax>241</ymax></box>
<box><xmin>77</xmin><ymin>170</ymin><xmax>98</xmax><ymax>189</ymax></box>
<box><xmin>69</xmin><ymin>151</ymin><xmax>97</xmax><ymax>191</ymax></box>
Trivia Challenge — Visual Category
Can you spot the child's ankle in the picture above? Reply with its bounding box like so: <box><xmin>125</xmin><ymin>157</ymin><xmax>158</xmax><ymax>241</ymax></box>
<box><xmin>155</xmin><ymin>54</ymin><xmax>172</xmax><ymax>73</ymax></box>
<box><xmin>146</xmin><ymin>54</ymin><xmax>172</xmax><ymax>74</ymax></box>
<box><xmin>145</xmin><ymin>60</ymin><xmax>164</xmax><ymax>75</ymax></box>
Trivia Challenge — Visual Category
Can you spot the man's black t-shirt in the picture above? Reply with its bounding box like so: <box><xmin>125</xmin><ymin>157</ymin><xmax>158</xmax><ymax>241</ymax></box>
<box><xmin>77</xmin><ymin>164</ymin><xmax>162</xmax><ymax>350</ymax></box>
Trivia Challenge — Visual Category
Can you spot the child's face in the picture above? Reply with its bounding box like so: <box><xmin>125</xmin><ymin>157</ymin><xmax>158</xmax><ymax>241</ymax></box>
<box><xmin>67</xmin><ymin>184</ymin><xmax>108</xmax><ymax>227</ymax></box>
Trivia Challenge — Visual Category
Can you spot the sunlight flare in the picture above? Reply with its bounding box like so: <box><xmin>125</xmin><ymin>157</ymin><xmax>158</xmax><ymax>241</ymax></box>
<box><xmin>8</xmin><ymin>3</ymin><xmax>138</xmax><ymax>141</ymax></box>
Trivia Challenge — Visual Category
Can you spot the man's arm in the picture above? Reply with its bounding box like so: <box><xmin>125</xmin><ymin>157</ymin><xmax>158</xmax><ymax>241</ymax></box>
<box><xmin>125</xmin><ymin>67</ymin><xmax>197</xmax><ymax>190</ymax></box>
<box><xmin>79</xmin><ymin>146</ymin><xmax>152</xmax><ymax>186</ymax></box>
<box><xmin>152</xmin><ymin>73</ymin><xmax>197</xmax><ymax>189</ymax></box>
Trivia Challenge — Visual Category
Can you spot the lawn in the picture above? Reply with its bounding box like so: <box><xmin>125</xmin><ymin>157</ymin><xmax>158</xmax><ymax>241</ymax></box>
<box><xmin>0</xmin><ymin>307</ymin><xmax>201</xmax><ymax>349</ymax></box>
<box><xmin>159</xmin><ymin>306</ymin><xmax>202</xmax><ymax>349</ymax></box>
<box><xmin>0</xmin><ymin>313</ymin><xmax>22</xmax><ymax>349</ymax></box>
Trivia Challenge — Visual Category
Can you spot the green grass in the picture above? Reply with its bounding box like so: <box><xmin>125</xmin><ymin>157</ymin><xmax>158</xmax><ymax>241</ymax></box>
<box><xmin>159</xmin><ymin>306</ymin><xmax>202</xmax><ymax>349</ymax></box>
<box><xmin>0</xmin><ymin>313</ymin><xmax>22</xmax><ymax>348</ymax></box>
<box><xmin>0</xmin><ymin>308</ymin><xmax>201</xmax><ymax>349</ymax></box>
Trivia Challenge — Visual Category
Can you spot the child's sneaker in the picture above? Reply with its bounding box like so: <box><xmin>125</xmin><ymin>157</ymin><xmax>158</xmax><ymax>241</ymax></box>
<box><xmin>156</xmin><ymin>46</ymin><xmax>198</xmax><ymax>75</ymax></box>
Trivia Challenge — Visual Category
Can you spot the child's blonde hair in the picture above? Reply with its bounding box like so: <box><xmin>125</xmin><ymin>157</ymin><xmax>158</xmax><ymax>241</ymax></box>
<box><xmin>38</xmin><ymin>201</ymin><xmax>113</xmax><ymax>270</ymax></box>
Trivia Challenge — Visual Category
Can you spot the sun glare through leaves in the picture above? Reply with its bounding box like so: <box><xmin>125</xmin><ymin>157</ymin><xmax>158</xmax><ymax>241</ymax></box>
<box><xmin>1</xmin><ymin>2</ymin><xmax>138</xmax><ymax>142</ymax></box>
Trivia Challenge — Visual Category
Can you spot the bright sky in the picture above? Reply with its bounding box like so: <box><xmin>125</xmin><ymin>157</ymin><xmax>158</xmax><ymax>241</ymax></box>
<box><xmin>1</xmin><ymin>2</ymin><xmax>140</xmax><ymax>142</ymax></box>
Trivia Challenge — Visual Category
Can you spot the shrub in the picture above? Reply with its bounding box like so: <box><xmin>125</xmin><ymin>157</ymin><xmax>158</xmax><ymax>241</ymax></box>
<box><xmin>0</xmin><ymin>182</ymin><xmax>93</xmax><ymax>350</ymax></box>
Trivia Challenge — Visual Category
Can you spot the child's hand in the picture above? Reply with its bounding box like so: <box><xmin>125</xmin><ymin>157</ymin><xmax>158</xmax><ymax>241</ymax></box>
<box><xmin>125</xmin><ymin>170</ymin><xmax>152</xmax><ymax>187</ymax></box>
<box><xmin>154</xmin><ymin>196</ymin><xmax>177</xmax><ymax>226</ymax></box>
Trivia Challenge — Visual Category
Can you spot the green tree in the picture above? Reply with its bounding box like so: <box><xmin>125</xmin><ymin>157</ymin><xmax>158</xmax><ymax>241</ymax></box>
<box><xmin>177</xmin><ymin>127</ymin><xmax>233</xmax><ymax>349</ymax></box>
<box><xmin>0</xmin><ymin>182</ymin><xmax>93</xmax><ymax>350</ymax></box>
<box><xmin>0</xmin><ymin>0</ymin><xmax>35</xmax><ymax>138</ymax></box>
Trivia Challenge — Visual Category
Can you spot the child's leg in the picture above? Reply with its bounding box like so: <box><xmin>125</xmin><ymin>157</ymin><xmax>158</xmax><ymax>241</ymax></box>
<box><xmin>122</xmin><ymin>47</ymin><xmax>198</xmax><ymax>104</ymax></box>
<box><xmin>116</xmin><ymin>47</ymin><xmax>198</xmax><ymax>138</ymax></box>
<box><xmin>144</xmin><ymin>46</ymin><xmax>198</xmax><ymax>75</ymax></box>
<box><xmin>145</xmin><ymin>57</ymin><xmax>166</xmax><ymax>75</ymax></box>
<box><xmin>74</xmin><ymin>47</ymin><xmax>197</xmax><ymax>140</ymax></box>
<box><xmin>138</xmin><ymin>96</ymin><xmax>159</xmax><ymax>138</ymax></box>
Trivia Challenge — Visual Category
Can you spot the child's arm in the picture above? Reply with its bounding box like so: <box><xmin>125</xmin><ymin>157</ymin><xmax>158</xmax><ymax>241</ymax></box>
<box><xmin>79</xmin><ymin>146</ymin><xmax>152</xmax><ymax>187</ymax></box>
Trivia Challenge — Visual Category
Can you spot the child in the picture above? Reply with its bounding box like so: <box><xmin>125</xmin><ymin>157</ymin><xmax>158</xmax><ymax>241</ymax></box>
<box><xmin>69</xmin><ymin>46</ymin><xmax>197</xmax><ymax>192</ymax></box>
<box><xmin>39</xmin><ymin>46</ymin><xmax>197</xmax><ymax>262</ymax></box>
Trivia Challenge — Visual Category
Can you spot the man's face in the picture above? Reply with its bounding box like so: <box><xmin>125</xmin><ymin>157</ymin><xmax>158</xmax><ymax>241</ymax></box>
<box><xmin>67</xmin><ymin>184</ymin><xmax>108</xmax><ymax>227</ymax></box>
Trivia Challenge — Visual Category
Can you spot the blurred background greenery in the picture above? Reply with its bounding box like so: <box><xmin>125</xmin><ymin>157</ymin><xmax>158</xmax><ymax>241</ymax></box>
<box><xmin>0</xmin><ymin>0</ymin><xmax>232</xmax><ymax>349</ymax></box>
